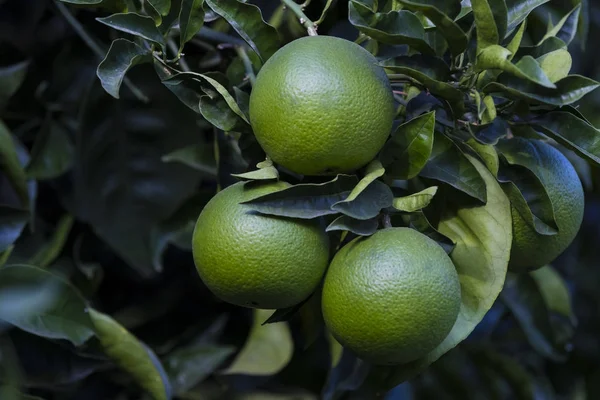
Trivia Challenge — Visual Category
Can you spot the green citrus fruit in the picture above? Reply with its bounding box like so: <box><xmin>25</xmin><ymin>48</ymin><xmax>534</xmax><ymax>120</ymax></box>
<box><xmin>322</xmin><ymin>228</ymin><xmax>461</xmax><ymax>365</ymax></box>
<box><xmin>249</xmin><ymin>36</ymin><xmax>395</xmax><ymax>176</ymax></box>
<box><xmin>509</xmin><ymin>140</ymin><xmax>584</xmax><ymax>271</ymax></box>
<box><xmin>192</xmin><ymin>181</ymin><xmax>330</xmax><ymax>309</ymax></box>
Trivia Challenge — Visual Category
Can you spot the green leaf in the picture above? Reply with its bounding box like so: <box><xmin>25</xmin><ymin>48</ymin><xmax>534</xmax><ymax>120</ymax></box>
<box><xmin>406</xmin><ymin>211</ymin><xmax>455</xmax><ymax>253</ymax></box>
<box><xmin>161</xmin><ymin>144</ymin><xmax>217</xmax><ymax>176</ymax></box>
<box><xmin>178</xmin><ymin>0</ymin><xmax>205</xmax><ymax>54</ymax></box>
<box><xmin>26</xmin><ymin>121</ymin><xmax>74</xmax><ymax>180</ymax></box>
<box><xmin>369</xmin><ymin>155</ymin><xmax>511</xmax><ymax>388</ymax></box>
<box><xmin>392</xmin><ymin>186</ymin><xmax>438</xmax><ymax>212</ymax></box>
<box><xmin>204</xmin><ymin>0</ymin><xmax>280</xmax><ymax>62</ymax></box>
<box><xmin>529</xmin><ymin>111</ymin><xmax>600</xmax><ymax>165</ymax></box>
<box><xmin>420</xmin><ymin>132</ymin><xmax>487</xmax><ymax>203</ymax></box>
<box><xmin>145</xmin><ymin>0</ymin><xmax>172</xmax><ymax>24</ymax></box>
<box><xmin>0</xmin><ymin>265</ymin><xmax>94</xmax><ymax>346</ymax></box>
<box><xmin>28</xmin><ymin>214</ymin><xmax>75</xmax><ymax>268</ymax></box>
<box><xmin>471</xmin><ymin>0</ymin><xmax>508</xmax><ymax>49</ymax></box>
<box><xmin>164</xmin><ymin>71</ymin><xmax>249</xmax><ymax>124</ymax></box>
<box><xmin>89</xmin><ymin>309</ymin><xmax>173</xmax><ymax>400</ymax></box>
<box><xmin>348</xmin><ymin>2</ymin><xmax>435</xmax><ymax>55</ymax></box>
<box><xmin>501</xmin><ymin>273</ymin><xmax>571</xmax><ymax>362</ymax></box>
<box><xmin>222</xmin><ymin>309</ymin><xmax>293</xmax><ymax>376</ymax></box>
<box><xmin>530</xmin><ymin>265</ymin><xmax>575</xmax><ymax>322</ymax></box>
<box><xmin>331</xmin><ymin>161</ymin><xmax>393</xmax><ymax>220</ymax></box>
<box><xmin>484</xmin><ymin>74</ymin><xmax>599</xmax><ymax>106</ymax></box>
<box><xmin>0</xmin><ymin>61</ymin><xmax>29</xmax><ymax>109</ymax></box>
<box><xmin>242</xmin><ymin>175</ymin><xmax>359</xmax><ymax>219</ymax></box>
<box><xmin>540</xmin><ymin>4</ymin><xmax>581</xmax><ymax>46</ymax></box>
<box><xmin>469</xmin><ymin>118</ymin><xmax>509</xmax><ymax>145</ymax></box>
<box><xmin>505</xmin><ymin>0</ymin><xmax>549</xmax><ymax>35</ymax></box>
<box><xmin>154</xmin><ymin>59</ymin><xmax>202</xmax><ymax>113</ymax></box>
<box><xmin>0</xmin><ymin>207</ymin><xmax>28</xmax><ymax>254</ymax></box>
<box><xmin>165</xmin><ymin>344</ymin><xmax>235</xmax><ymax>394</ymax></box>
<box><xmin>0</xmin><ymin>121</ymin><xmax>29</xmax><ymax>209</ymax></box>
<box><xmin>380</xmin><ymin>111</ymin><xmax>435</xmax><ymax>179</ymax></box>
<box><xmin>382</xmin><ymin>56</ymin><xmax>463</xmax><ymax>108</ymax></box>
<box><xmin>506</xmin><ymin>20</ymin><xmax>526</xmax><ymax>58</ymax></box>
<box><xmin>466</xmin><ymin>139</ymin><xmax>499</xmax><ymax>176</ymax></box>
<box><xmin>517</xmin><ymin>36</ymin><xmax>566</xmax><ymax>59</ymax></box>
<box><xmin>537</xmin><ymin>49</ymin><xmax>572</xmax><ymax>83</ymax></box>
<box><xmin>97</xmin><ymin>39</ymin><xmax>151</xmax><ymax>99</ymax></box>
<box><xmin>331</xmin><ymin>180</ymin><xmax>393</xmax><ymax>220</ymax></box>
<box><xmin>476</xmin><ymin>46</ymin><xmax>555</xmax><ymax>88</ymax></box>
<box><xmin>326</xmin><ymin>215</ymin><xmax>379</xmax><ymax>237</ymax></box>
<box><xmin>496</xmin><ymin>137</ymin><xmax>559</xmax><ymax>235</ymax></box>
<box><xmin>232</xmin><ymin>166</ymin><xmax>279</xmax><ymax>181</ymax></box>
<box><xmin>96</xmin><ymin>13</ymin><xmax>166</xmax><ymax>48</ymax></box>
<box><xmin>396</xmin><ymin>0</ymin><xmax>468</xmax><ymax>55</ymax></box>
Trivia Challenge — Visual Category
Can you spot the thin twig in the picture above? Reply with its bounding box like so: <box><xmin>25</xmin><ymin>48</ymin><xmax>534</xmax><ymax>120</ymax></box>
<box><xmin>167</xmin><ymin>39</ymin><xmax>190</xmax><ymax>72</ymax></box>
<box><xmin>281</xmin><ymin>0</ymin><xmax>318</xmax><ymax>36</ymax></box>
<box><xmin>54</xmin><ymin>1</ymin><xmax>149</xmax><ymax>103</ymax></box>
<box><xmin>235</xmin><ymin>46</ymin><xmax>256</xmax><ymax>85</ymax></box>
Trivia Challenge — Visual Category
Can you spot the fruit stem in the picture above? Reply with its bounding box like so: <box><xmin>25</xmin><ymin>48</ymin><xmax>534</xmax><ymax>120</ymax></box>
<box><xmin>282</xmin><ymin>0</ymin><xmax>318</xmax><ymax>36</ymax></box>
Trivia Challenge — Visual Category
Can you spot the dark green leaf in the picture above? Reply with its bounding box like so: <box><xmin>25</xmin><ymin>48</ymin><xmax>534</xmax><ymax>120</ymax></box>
<box><xmin>331</xmin><ymin>180</ymin><xmax>393</xmax><ymax>220</ymax></box>
<box><xmin>165</xmin><ymin>344</ymin><xmax>235</xmax><ymax>394</ymax></box>
<box><xmin>420</xmin><ymin>132</ymin><xmax>487</xmax><ymax>203</ymax></box>
<box><xmin>97</xmin><ymin>39</ymin><xmax>151</xmax><ymax>99</ymax></box>
<box><xmin>471</xmin><ymin>0</ymin><xmax>508</xmax><ymax>49</ymax></box>
<box><xmin>470</xmin><ymin>117</ymin><xmax>509</xmax><ymax>145</ymax></box>
<box><xmin>382</xmin><ymin>56</ymin><xmax>464</xmax><ymax>106</ymax></box>
<box><xmin>242</xmin><ymin>175</ymin><xmax>359</xmax><ymax>219</ymax></box>
<box><xmin>505</xmin><ymin>0</ymin><xmax>549</xmax><ymax>35</ymax></box>
<box><xmin>0</xmin><ymin>265</ymin><xmax>94</xmax><ymax>346</ymax></box>
<box><xmin>204</xmin><ymin>0</ymin><xmax>280</xmax><ymax>62</ymax></box>
<box><xmin>540</xmin><ymin>4</ymin><xmax>581</xmax><ymax>46</ymax></box>
<box><xmin>397</xmin><ymin>0</ymin><xmax>468</xmax><ymax>54</ymax></box>
<box><xmin>28</xmin><ymin>215</ymin><xmax>75</xmax><ymax>268</ymax></box>
<box><xmin>0</xmin><ymin>122</ymin><xmax>29</xmax><ymax>209</ymax></box>
<box><xmin>369</xmin><ymin>155</ymin><xmax>511</xmax><ymax>388</ymax></box>
<box><xmin>0</xmin><ymin>61</ymin><xmax>29</xmax><ymax>108</ymax></box>
<box><xmin>0</xmin><ymin>207</ymin><xmax>28</xmax><ymax>253</ymax></box>
<box><xmin>530</xmin><ymin>111</ymin><xmax>600</xmax><ymax>165</ymax></box>
<box><xmin>517</xmin><ymin>36</ymin><xmax>566</xmax><ymax>59</ymax></box>
<box><xmin>380</xmin><ymin>111</ymin><xmax>435</xmax><ymax>179</ymax></box>
<box><xmin>89</xmin><ymin>309</ymin><xmax>173</xmax><ymax>400</ymax></box>
<box><xmin>154</xmin><ymin>59</ymin><xmax>202</xmax><ymax>113</ymax></box>
<box><xmin>501</xmin><ymin>273</ymin><xmax>571</xmax><ymax>362</ymax></box>
<box><xmin>406</xmin><ymin>211</ymin><xmax>455</xmax><ymax>253</ymax></box>
<box><xmin>96</xmin><ymin>13</ymin><xmax>166</xmax><ymax>48</ymax></box>
<box><xmin>496</xmin><ymin>137</ymin><xmax>558</xmax><ymax>235</ymax></box>
<box><xmin>162</xmin><ymin>144</ymin><xmax>217</xmax><ymax>176</ymax></box>
<box><xmin>148</xmin><ymin>0</ymin><xmax>171</xmax><ymax>16</ymax></box>
<box><xmin>222</xmin><ymin>309</ymin><xmax>293</xmax><ymax>376</ymax></box>
<box><xmin>330</xmin><ymin>161</ymin><xmax>392</xmax><ymax>220</ymax></box>
<box><xmin>484</xmin><ymin>74</ymin><xmax>599</xmax><ymax>106</ymax></box>
<box><xmin>262</xmin><ymin>302</ymin><xmax>306</xmax><ymax>325</ymax></box>
<box><xmin>476</xmin><ymin>46</ymin><xmax>555</xmax><ymax>88</ymax></box>
<box><xmin>326</xmin><ymin>215</ymin><xmax>379</xmax><ymax>236</ymax></box>
<box><xmin>348</xmin><ymin>2</ymin><xmax>434</xmax><ymax>55</ymax></box>
<box><xmin>26</xmin><ymin>122</ymin><xmax>74</xmax><ymax>180</ymax></box>
<box><xmin>392</xmin><ymin>186</ymin><xmax>438</xmax><ymax>212</ymax></box>
<box><xmin>199</xmin><ymin>96</ymin><xmax>239</xmax><ymax>131</ymax></box>
<box><xmin>178</xmin><ymin>0</ymin><xmax>205</xmax><ymax>54</ymax></box>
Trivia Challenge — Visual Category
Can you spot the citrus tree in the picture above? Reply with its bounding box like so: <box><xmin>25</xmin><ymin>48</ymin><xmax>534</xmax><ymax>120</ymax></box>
<box><xmin>1</xmin><ymin>0</ymin><xmax>600</xmax><ymax>398</ymax></box>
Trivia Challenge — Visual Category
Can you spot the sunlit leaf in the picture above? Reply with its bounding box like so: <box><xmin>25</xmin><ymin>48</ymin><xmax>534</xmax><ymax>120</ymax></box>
<box><xmin>89</xmin><ymin>309</ymin><xmax>173</xmax><ymax>400</ymax></box>
<box><xmin>222</xmin><ymin>309</ymin><xmax>293</xmax><ymax>376</ymax></box>
<box><xmin>537</xmin><ymin>49</ymin><xmax>572</xmax><ymax>83</ymax></box>
<box><xmin>471</xmin><ymin>0</ymin><xmax>508</xmax><ymax>49</ymax></box>
<box><xmin>392</xmin><ymin>186</ymin><xmax>438</xmax><ymax>212</ymax></box>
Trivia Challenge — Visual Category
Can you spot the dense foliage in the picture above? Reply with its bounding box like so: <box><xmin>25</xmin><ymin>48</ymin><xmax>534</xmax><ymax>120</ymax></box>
<box><xmin>1</xmin><ymin>0</ymin><xmax>600</xmax><ymax>399</ymax></box>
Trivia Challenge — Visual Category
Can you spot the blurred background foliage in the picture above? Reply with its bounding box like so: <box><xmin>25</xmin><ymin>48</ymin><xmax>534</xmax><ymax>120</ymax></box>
<box><xmin>0</xmin><ymin>0</ymin><xmax>600</xmax><ymax>399</ymax></box>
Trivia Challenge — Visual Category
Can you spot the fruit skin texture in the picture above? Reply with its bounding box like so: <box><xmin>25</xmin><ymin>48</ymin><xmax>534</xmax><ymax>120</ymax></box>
<box><xmin>322</xmin><ymin>228</ymin><xmax>461</xmax><ymax>365</ymax></box>
<box><xmin>192</xmin><ymin>181</ymin><xmax>330</xmax><ymax>310</ymax></box>
<box><xmin>249</xmin><ymin>36</ymin><xmax>395</xmax><ymax>176</ymax></box>
<box><xmin>509</xmin><ymin>140</ymin><xmax>584</xmax><ymax>271</ymax></box>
